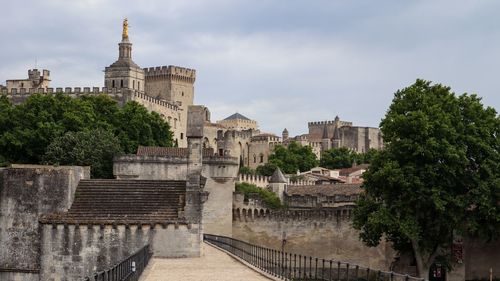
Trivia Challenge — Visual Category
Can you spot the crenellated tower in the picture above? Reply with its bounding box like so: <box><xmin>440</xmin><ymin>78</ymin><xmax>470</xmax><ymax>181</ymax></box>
<box><xmin>104</xmin><ymin>18</ymin><xmax>145</xmax><ymax>92</ymax></box>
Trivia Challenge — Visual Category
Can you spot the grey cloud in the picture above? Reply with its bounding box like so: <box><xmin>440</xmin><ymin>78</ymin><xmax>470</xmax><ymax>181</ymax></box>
<box><xmin>1</xmin><ymin>0</ymin><xmax>499</xmax><ymax>135</ymax></box>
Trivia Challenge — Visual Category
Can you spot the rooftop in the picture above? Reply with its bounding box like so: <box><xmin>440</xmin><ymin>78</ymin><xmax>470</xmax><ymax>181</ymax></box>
<box><xmin>41</xmin><ymin>179</ymin><xmax>187</xmax><ymax>224</ymax></box>
<box><xmin>223</xmin><ymin>112</ymin><xmax>251</xmax><ymax>121</ymax></box>
<box><xmin>285</xmin><ymin>184</ymin><xmax>362</xmax><ymax>197</ymax></box>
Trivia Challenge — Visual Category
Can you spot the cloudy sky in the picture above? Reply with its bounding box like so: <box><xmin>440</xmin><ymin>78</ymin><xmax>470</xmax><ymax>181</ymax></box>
<box><xmin>1</xmin><ymin>1</ymin><xmax>499</xmax><ymax>135</ymax></box>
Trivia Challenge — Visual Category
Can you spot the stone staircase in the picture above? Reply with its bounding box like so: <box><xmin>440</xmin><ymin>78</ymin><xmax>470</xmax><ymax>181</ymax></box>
<box><xmin>47</xmin><ymin>179</ymin><xmax>187</xmax><ymax>223</ymax></box>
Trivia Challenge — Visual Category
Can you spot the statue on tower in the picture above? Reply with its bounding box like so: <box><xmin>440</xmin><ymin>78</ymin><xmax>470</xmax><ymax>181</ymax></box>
<box><xmin>122</xmin><ymin>18</ymin><xmax>129</xmax><ymax>40</ymax></box>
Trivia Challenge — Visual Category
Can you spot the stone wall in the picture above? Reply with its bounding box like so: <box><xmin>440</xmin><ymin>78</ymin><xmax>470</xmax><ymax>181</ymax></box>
<box><xmin>0</xmin><ymin>165</ymin><xmax>89</xmax><ymax>280</ymax></box>
<box><xmin>464</xmin><ymin>235</ymin><xmax>500</xmax><ymax>280</ymax></box>
<box><xmin>40</xmin><ymin>223</ymin><xmax>201</xmax><ymax>281</ymax></box>
<box><xmin>232</xmin><ymin>209</ymin><xmax>395</xmax><ymax>271</ymax></box>
<box><xmin>113</xmin><ymin>154</ymin><xmax>239</xmax><ymax>237</ymax></box>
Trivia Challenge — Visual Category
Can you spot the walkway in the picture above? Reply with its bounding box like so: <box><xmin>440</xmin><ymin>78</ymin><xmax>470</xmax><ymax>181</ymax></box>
<box><xmin>139</xmin><ymin>243</ymin><xmax>272</xmax><ymax>281</ymax></box>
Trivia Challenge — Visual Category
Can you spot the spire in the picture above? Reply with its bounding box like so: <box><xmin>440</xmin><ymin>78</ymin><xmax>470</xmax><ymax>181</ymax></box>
<box><xmin>116</xmin><ymin>18</ymin><xmax>134</xmax><ymax>62</ymax></box>
<box><xmin>269</xmin><ymin>167</ymin><xmax>287</xmax><ymax>183</ymax></box>
<box><xmin>322</xmin><ymin>124</ymin><xmax>329</xmax><ymax>139</ymax></box>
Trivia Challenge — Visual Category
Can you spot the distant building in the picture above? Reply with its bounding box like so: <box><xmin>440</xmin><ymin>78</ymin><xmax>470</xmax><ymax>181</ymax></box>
<box><xmin>5</xmin><ymin>69</ymin><xmax>51</xmax><ymax>92</ymax></box>
<box><xmin>217</xmin><ymin>113</ymin><xmax>258</xmax><ymax>131</ymax></box>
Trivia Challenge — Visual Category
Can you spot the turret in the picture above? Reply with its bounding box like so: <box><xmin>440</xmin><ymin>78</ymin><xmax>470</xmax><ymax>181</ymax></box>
<box><xmin>269</xmin><ymin>167</ymin><xmax>287</xmax><ymax>202</ymax></box>
<box><xmin>104</xmin><ymin>18</ymin><xmax>145</xmax><ymax>91</ymax></box>
<box><xmin>282</xmin><ymin>128</ymin><xmax>289</xmax><ymax>140</ymax></box>
<box><xmin>321</xmin><ymin>124</ymin><xmax>330</xmax><ymax>151</ymax></box>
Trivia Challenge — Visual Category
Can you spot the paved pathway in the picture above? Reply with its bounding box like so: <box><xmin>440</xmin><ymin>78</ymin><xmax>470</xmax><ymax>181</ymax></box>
<box><xmin>140</xmin><ymin>243</ymin><xmax>272</xmax><ymax>281</ymax></box>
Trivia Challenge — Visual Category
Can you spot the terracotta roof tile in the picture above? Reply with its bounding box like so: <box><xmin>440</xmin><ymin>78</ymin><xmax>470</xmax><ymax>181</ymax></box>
<box><xmin>285</xmin><ymin>184</ymin><xmax>362</xmax><ymax>197</ymax></box>
<box><xmin>338</xmin><ymin>164</ymin><xmax>369</xmax><ymax>176</ymax></box>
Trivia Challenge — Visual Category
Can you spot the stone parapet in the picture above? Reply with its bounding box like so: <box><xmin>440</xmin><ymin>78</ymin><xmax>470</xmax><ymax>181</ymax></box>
<box><xmin>144</xmin><ymin>65</ymin><xmax>196</xmax><ymax>83</ymax></box>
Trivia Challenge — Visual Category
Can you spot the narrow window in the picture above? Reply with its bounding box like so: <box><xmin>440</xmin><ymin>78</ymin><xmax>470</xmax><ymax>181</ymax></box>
<box><xmin>260</xmin><ymin>154</ymin><xmax>264</xmax><ymax>163</ymax></box>
<box><xmin>138</xmin><ymin>81</ymin><xmax>140</xmax><ymax>89</ymax></box>
<box><xmin>253</xmin><ymin>155</ymin><xmax>256</xmax><ymax>163</ymax></box>
<box><xmin>181</xmin><ymin>133</ymin><xmax>184</xmax><ymax>140</ymax></box>
<box><xmin>120</xmin><ymin>80</ymin><xmax>124</xmax><ymax>88</ymax></box>
<box><xmin>133</xmin><ymin>80</ymin><xmax>135</xmax><ymax>89</ymax></box>
<box><xmin>112</xmin><ymin>80</ymin><xmax>115</xmax><ymax>88</ymax></box>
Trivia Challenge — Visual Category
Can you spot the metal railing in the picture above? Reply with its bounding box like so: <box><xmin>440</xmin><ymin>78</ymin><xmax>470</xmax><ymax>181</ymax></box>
<box><xmin>83</xmin><ymin>244</ymin><xmax>152</xmax><ymax>281</ymax></box>
<box><xmin>204</xmin><ymin>234</ymin><xmax>426</xmax><ymax>281</ymax></box>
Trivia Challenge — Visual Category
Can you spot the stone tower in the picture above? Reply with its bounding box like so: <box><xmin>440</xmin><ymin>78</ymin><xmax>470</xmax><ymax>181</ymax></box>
<box><xmin>104</xmin><ymin>18</ymin><xmax>145</xmax><ymax>91</ymax></box>
<box><xmin>143</xmin><ymin>66</ymin><xmax>196</xmax><ymax>147</ymax></box>
<box><xmin>282</xmin><ymin>128</ymin><xmax>289</xmax><ymax>140</ymax></box>
<box><xmin>321</xmin><ymin>124</ymin><xmax>331</xmax><ymax>152</ymax></box>
<box><xmin>269</xmin><ymin>167</ymin><xmax>287</xmax><ymax>202</ymax></box>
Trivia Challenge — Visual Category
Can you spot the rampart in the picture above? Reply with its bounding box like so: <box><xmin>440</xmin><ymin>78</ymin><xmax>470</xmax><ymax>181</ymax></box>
<box><xmin>0</xmin><ymin>165</ymin><xmax>89</xmax><ymax>281</ymax></box>
<box><xmin>0</xmin><ymin>87</ymin><xmax>179</xmax><ymax>111</ymax></box>
<box><xmin>232</xmin><ymin>208</ymin><xmax>395</xmax><ymax>271</ymax></box>
<box><xmin>144</xmin><ymin>65</ymin><xmax>196</xmax><ymax>83</ymax></box>
<box><xmin>39</xmin><ymin>222</ymin><xmax>201</xmax><ymax>280</ymax></box>
<box><xmin>113</xmin><ymin>153</ymin><xmax>239</xmax><ymax>237</ymax></box>
<box><xmin>308</xmin><ymin>120</ymin><xmax>353</xmax><ymax>126</ymax></box>
<box><xmin>237</xmin><ymin>174</ymin><xmax>316</xmax><ymax>188</ymax></box>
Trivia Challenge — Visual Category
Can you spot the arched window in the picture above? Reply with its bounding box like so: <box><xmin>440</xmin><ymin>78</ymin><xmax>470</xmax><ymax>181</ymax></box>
<box><xmin>259</xmin><ymin>154</ymin><xmax>264</xmax><ymax>163</ymax></box>
<box><xmin>253</xmin><ymin>154</ymin><xmax>257</xmax><ymax>163</ymax></box>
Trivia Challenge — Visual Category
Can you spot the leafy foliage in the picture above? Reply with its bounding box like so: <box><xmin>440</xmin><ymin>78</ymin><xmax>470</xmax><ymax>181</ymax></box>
<box><xmin>266</xmin><ymin>142</ymin><xmax>318</xmax><ymax>174</ymax></box>
<box><xmin>352</xmin><ymin>79</ymin><xmax>500</xmax><ymax>277</ymax></box>
<box><xmin>235</xmin><ymin>182</ymin><xmax>283</xmax><ymax>209</ymax></box>
<box><xmin>43</xmin><ymin>129</ymin><xmax>122</xmax><ymax>179</ymax></box>
<box><xmin>320</xmin><ymin>147</ymin><xmax>379</xmax><ymax>169</ymax></box>
<box><xmin>0</xmin><ymin>94</ymin><xmax>173</xmax><ymax>177</ymax></box>
<box><xmin>255</xmin><ymin>162</ymin><xmax>278</xmax><ymax>176</ymax></box>
<box><xmin>239</xmin><ymin>166</ymin><xmax>255</xmax><ymax>175</ymax></box>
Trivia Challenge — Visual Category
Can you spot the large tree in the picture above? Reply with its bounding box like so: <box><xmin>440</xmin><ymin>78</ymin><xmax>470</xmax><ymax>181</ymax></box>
<box><xmin>43</xmin><ymin>128</ymin><xmax>122</xmax><ymax>178</ymax></box>
<box><xmin>353</xmin><ymin>80</ymin><xmax>500</xmax><ymax>278</ymax></box>
<box><xmin>0</xmin><ymin>94</ymin><xmax>173</xmax><ymax>176</ymax></box>
<box><xmin>320</xmin><ymin>147</ymin><xmax>358</xmax><ymax>169</ymax></box>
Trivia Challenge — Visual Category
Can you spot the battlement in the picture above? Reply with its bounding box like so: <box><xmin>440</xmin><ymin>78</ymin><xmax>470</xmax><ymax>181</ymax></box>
<box><xmin>0</xmin><ymin>87</ymin><xmax>179</xmax><ymax>111</ymax></box>
<box><xmin>144</xmin><ymin>65</ymin><xmax>196</xmax><ymax>82</ymax></box>
<box><xmin>308</xmin><ymin>120</ymin><xmax>353</xmax><ymax>126</ymax></box>
<box><xmin>233</xmin><ymin>207</ymin><xmax>354</xmax><ymax>222</ymax></box>
<box><xmin>237</xmin><ymin>174</ymin><xmax>316</xmax><ymax>188</ymax></box>
<box><xmin>133</xmin><ymin>91</ymin><xmax>179</xmax><ymax>111</ymax></box>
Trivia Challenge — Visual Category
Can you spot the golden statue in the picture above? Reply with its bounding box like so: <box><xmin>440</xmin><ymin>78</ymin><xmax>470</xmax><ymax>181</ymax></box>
<box><xmin>122</xmin><ymin>18</ymin><xmax>129</xmax><ymax>40</ymax></box>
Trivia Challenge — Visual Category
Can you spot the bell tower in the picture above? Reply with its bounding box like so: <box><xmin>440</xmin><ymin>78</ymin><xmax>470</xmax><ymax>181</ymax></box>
<box><xmin>104</xmin><ymin>18</ymin><xmax>145</xmax><ymax>91</ymax></box>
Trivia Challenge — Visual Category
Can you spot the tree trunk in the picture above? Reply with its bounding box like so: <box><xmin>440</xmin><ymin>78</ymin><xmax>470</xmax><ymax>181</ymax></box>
<box><xmin>411</xmin><ymin>239</ymin><xmax>435</xmax><ymax>279</ymax></box>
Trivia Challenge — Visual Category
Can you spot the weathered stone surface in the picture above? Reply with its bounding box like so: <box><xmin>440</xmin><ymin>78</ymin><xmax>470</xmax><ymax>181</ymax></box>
<box><xmin>0</xmin><ymin>165</ymin><xmax>88</xmax><ymax>279</ymax></box>
<box><xmin>232</xmin><ymin>212</ymin><xmax>395</xmax><ymax>271</ymax></box>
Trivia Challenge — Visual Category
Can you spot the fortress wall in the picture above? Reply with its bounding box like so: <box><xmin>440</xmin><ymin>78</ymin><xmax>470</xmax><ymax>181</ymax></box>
<box><xmin>464</xmin><ymin>236</ymin><xmax>500</xmax><ymax>280</ymax></box>
<box><xmin>0</xmin><ymin>165</ymin><xmax>89</xmax><ymax>280</ymax></box>
<box><xmin>40</xmin><ymin>223</ymin><xmax>202</xmax><ymax>281</ymax></box>
<box><xmin>232</xmin><ymin>209</ymin><xmax>395</xmax><ymax>271</ymax></box>
<box><xmin>237</xmin><ymin>174</ymin><xmax>269</xmax><ymax>188</ymax></box>
<box><xmin>113</xmin><ymin>155</ymin><xmax>239</xmax><ymax>238</ymax></box>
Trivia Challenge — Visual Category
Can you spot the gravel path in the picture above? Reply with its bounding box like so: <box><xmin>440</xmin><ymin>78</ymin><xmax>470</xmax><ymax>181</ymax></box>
<box><xmin>140</xmin><ymin>243</ymin><xmax>272</xmax><ymax>281</ymax></box>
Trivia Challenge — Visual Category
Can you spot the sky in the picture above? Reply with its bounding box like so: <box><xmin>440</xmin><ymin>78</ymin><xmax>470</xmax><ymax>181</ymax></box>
<box><xmin>1</xmin><ymin>0</ymin><xmax>499</xmax><ymax>136</ymax></box>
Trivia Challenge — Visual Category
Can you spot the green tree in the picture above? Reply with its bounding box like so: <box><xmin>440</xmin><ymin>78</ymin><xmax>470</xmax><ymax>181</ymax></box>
<box><xmin>320</xmin><ymin>147</ymin><xmax>357</xmax><ymax>169</ymax></box>
<box><xmin>235</xmin><ymin>182</ymin><xmax>283</xmax><ymax>209</ymax></box>
<box><xmin>267</xmin><ymin>142</ymin><xmax>318</xmax><ymax>174</ymax></box>
<box><xmin>43</xmin><ymin>128</ymin><xmax>122</xmax><ymax>178</ymax></box>
<box><xmin>255</xmin><ymin>162</ymin><xmax>277</xmax><ymax>176</ymax></box>
<box><xmin>353</xmin><ymin>80</ymin><xmax>500</xmax><ymax>278</ymax></box>
<box><xmin>0</xmin><ymin>94</ymin><xmax>173</xmax><ymax>174</ymax></box>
